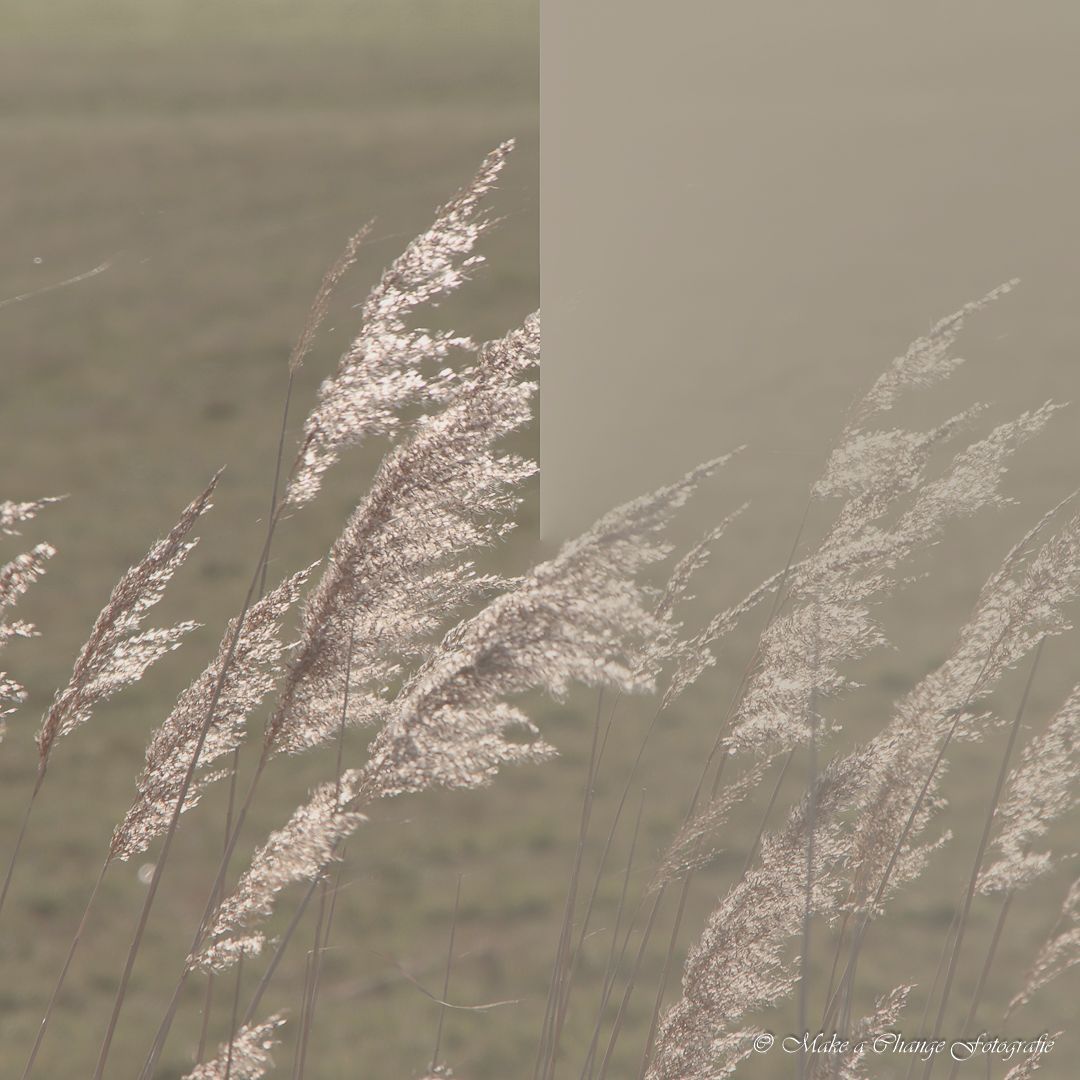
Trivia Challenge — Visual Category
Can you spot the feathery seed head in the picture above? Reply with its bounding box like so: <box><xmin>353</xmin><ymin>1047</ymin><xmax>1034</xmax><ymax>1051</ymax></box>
<box><xmin>35</xmin><ymin>473</ymin><xmax>219</xmax><ymax>768</ymax></box>
<box><xmin>181</xmin><ymin>1014</ymin><xmax>285</xmax><ymax>1080</ymax></box>
<box><xmin>287</xmin><ymin>143</ymin><xmax>514</xmax><ymax>506</ymax></box>
<box><xmin>110</xmin><ymin>566</ymin><xmax>313</xmax><ymax>862</ymax></box>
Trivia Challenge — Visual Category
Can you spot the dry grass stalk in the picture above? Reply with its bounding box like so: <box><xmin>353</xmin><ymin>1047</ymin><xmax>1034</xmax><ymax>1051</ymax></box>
<box><xmin>534</xmin><ymin>695</ymin><xmax>605</xmax><ymax>1080</ymax></box>
<box><xmin>654</xmin><ymin>504</ymin><xmax>760</xmax><ymax>710</ymax></box>
<box><xmin>430</xmin><ymin>874</ymin><xmax>463</xmax><ymax>1076</ymax></box>
<box><xmin>922</xmin><ymin>644</ymin><xmax>1045</xmax><ymax>1080</ymax></box>
<box><xmin>649</xmin><ymin>764</ymin><xmax>765</xmax><ymax>891</ymax></box>
<box><xmin>4</xmin><ymin>482</ymin><xmax>213</xmax><ymax>926</ymax></box>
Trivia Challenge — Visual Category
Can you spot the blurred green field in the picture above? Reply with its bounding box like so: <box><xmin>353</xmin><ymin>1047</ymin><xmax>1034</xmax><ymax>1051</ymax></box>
<box><xmin>1</xmin><ymin>3</ymin><xmax>1077</xmax><ymax>1078</ymax></box>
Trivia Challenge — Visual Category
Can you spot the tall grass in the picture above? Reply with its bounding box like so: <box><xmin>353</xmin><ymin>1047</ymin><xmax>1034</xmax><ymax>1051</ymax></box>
<box><xmin>3</xmin><ymin>145</ymin><xmax>1079</xmax><ymax>1079</ymax></box>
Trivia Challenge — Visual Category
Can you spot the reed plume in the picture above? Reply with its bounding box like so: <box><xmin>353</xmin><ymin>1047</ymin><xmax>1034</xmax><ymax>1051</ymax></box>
<box><xmin>287</xmin><ymin>143</ymin><xmax>513</xmax><ymax>507</ymax></box>
<box><xmin>647</xmin><ymin>753</ymin><xmax>869</xmax><ymax>1080</ymax></box>
<box><xmin>850</xmin><ymin>280</ymin><xmax>1017</xmax><ymax>423</ymax></box>
<box><xmin>265</xmin><ymin>313</ymin><xmax>539</xmax><ymax>758</ymax></box>
<box><xmin>0</xmin><ymin>547</ymin><xmax>54</xmax><ymax>637</ymax></box>
<box><xmin>809</xmin><ymin>985</ymin><xmax>911</xmax><ymax>1080</ymax></box>
<box><xmin>723</xmin><ymin>283</ymin><xmax>1029</xmax><ymax>760</ymax></box>
<box><xmin>2</xmin><ymin>480</ymin><xmax>217</xmax><ymax>922</ymax></box>
<box><xmin>1003</xmin><ymin>1044</ymin><xmax>1057</xmax><ymax>1080</ymax></box>
<box><xmin>288</xmin><ymin>225</ymin><xmax>371</xmax><ymax>375</ymax></box>
<box><xmin>844</xmin><ymin>500</ymin><xmax>1080</xmax><ymax>921</ymax></box>
<box><xmin>1</xmin><ymin>495</ymin><xmax>60</xmax><ymax>723</ymax></box>
<box><xmin>1</xmin><ymin>541</ymin><xmax>55</xmax><ymax>723</ymax></box>
<box><xmin>35</xmin><ymin>474</ymin><xmax>219</xmax><ymax>773</ymax></box>
<box><xmin>109</xmin><ymin>566</ymin><xmax>314</xmax><ymax>863</ymax></box>
<box><xmin>197</xmin><ymin>461</ymin><xmax>725</xmax><ymax>970</ymax></box>
<box><xmin>665</xmin><ymin>296</ymin><xmax>1035</xmax><ymax>901</ymax></box>
<box><xmin>1007</xmin><ymin>876</ymin><xmax>1080</xmax><ymax>1017</ymax></box>
<box><xmin>729</xmin><ymin>405</ymin><xmax>1057</xmax><ymax>759</ymax></box>
<box><xmin>653</xmin><ymin>503</ymin><xmax>757</xmax><ymax>710</ymax></box>
<box><xmin>979</xmin><ymin>684</ymin><xmax>1080</xmax><ymax>896</ymax></box>
<box><xmin>643</xmin><ymin>287</ymin><xmax>1069</xmax><ymax>1078</ymax></box>
<box><xmin>649</xmin><ymin>763</ymin><xmax>766</xmax><ymax>891</ymax></box>
<box><xmin>0</xmin><ymin>497</ymin><xmax>63</xmax><ymax>536</ymax></box>
<box><xmin>181</xmin><ymin>1013</ymin><xmax>285</xmax><ymax>1080</ymax></box>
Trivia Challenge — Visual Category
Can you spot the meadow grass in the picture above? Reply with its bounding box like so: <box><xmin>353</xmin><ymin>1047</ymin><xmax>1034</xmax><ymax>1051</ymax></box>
<box><xmin>2</xmin><ymin>5</ymin><xmax>1079</xmax><ymax>1079</ymax></box>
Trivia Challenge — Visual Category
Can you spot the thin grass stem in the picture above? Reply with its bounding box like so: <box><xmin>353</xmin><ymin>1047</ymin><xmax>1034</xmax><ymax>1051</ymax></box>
<box><xmin>431</xmin><ymin>874</ymin><xmax>463</xmax><ymax>1073</ymax></box>
<box><xmin>92</xmin><ymin>374</ymin><xmax>298</xmax><ymax>1080</ymax></box>
<box><xmin>20</xmin><ymin>857</ymin><xmax>109</xmax><ymax>1079</ymax></box>
<box><xmin>922</xmin><ymin>641</ymin><xmax>1044</xmax><ymax>1080</ymax></box>
<box><xmin>581</xmin><ymin>790</ymin><xmax>645</xmax><ymax>1080</ymax></box>
<box><xmin>0</xmin><ymin>769</ymin><xmax>45</xmax><ymax>920</ymax></box>
<box><xmin>946</xmin><ymin>892</ymin><xmax>1013</xmax><ymax>1080</ymax></box>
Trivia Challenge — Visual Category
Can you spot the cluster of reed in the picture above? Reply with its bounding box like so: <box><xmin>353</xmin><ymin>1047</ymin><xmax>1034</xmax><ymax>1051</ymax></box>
<box><xmin>3</xmin><ymin>143</ymin><xmax>1078</xmax><ymax>1079</ymax></box>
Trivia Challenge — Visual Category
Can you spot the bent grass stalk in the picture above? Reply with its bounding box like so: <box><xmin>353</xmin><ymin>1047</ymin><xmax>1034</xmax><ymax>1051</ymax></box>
<box><xmin>581</xmin><ymin>790</ymin><xmax>645</xmax><ymax>1080</ymax></box>
<box><xmin>116</xmin><ymin>211</ymin><xmax>390</xmax><ymax>1078</ymax></box>
<box><xmin>430</xmin><ymin>874</ymin><xmax>463</xmax><ymax>1074</ymax></box>
<box><xmin>921</xmin><ymin>642</ymin><xmax>1045</xmax><ymax>1080</ymax></box>
<box><xmin>21</xmin><ymin>476</ymin><xmax>223</xmax><ymax>1079</ymax></box>
<box><xmin>946</xmin><ymin>891</ymin><xmax>1013</xmax><ymax>1080</ymax></box>
<box><xmin>293</xmin><ymin>638</ymin><xmax>355</xmax><ymax>1079</ymax></box>
<box><xmin>29</xmin><ymin>217</ymin><xmax>361</xmax><ymax>1076</ymax></box>
<box><xmin>819</xmin><ymin>623</ymin><xmax>1015</xmax><ymax>1035</ymax></box>
<box><xmin>198</xmin><ymin>745</ymin><xmax>242</xmax><ymax>1064</ymax></box>
<box><xmin>0</xmin><ymin>769</ymin><xmax>46</xmax><ymax>919</ymax></box>
<box><xmin>535</xmin><ymin>692</ymin><xmax>604</xmax><ymax>1080</ymax></box>
<box><xmin>92</xmin><ymin>507</ymin><xmax>285</xmax><ymax>1080</ymax></box>
<box><xmin>12</xmin><ymin>244</ymin><xmax>1078</xmax><ymax>1080</ymax></box>
<box><xmin>594</xmin><ymin>505</ymin><xmax>809</xmax><ymax>1074</ymax></box>
<box><xmin>903</xmin><ymin>908</ymin><xmax>961</xmax><ymax>1080</ymax></box>
<box><xmin>549</xmin><ymin>707</ymin><xmax>618</xmax><ymax>1039</ymax></box>
<box><xmin>797</xmin><ymin>683</ymin><xmax>820</xmax><ymax>1080</ymax></box>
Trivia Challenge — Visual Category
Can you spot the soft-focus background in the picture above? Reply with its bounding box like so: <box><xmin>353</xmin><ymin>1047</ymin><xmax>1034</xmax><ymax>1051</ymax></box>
<box><xmin>2</xmin><ymin>2</ymin><xmax>1078</xmax><ymax>1078</ymax></box>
